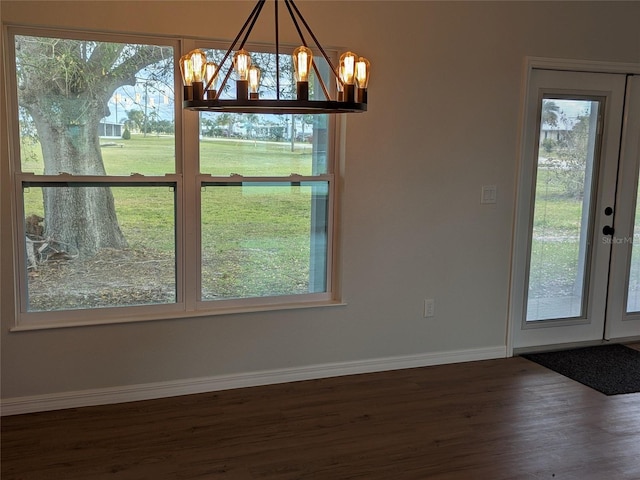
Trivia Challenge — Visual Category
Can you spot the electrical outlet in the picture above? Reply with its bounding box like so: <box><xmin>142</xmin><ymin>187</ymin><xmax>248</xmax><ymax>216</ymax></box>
<box><xmin>424</xmin><ymin>298</ymin><xmax>435</xmax><ymax>318</ymax></box>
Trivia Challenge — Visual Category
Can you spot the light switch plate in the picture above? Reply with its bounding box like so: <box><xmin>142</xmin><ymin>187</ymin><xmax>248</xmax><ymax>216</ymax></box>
<box><xmin>481</xmin><ymin>185</ymin><xmax>497</xmax><ymax>204</ymax></box>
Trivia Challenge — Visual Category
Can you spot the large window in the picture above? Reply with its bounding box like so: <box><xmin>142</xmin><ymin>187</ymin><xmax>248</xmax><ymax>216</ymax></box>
<box><xmin>7</xmin><ymin>28</ymin><xmax>338</xmax><ymax>328</ymax></box>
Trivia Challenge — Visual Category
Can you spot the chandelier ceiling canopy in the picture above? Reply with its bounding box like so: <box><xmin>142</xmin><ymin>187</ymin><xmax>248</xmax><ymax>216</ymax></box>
<box><xmin>180</xmin><ymin>0</ymin><xmax>369</xmax><ymax>115</ymax></box>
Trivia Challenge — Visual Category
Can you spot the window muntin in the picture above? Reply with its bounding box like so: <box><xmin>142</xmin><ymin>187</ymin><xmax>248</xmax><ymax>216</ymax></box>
<box><xmin>8</xmin><ymin>29</ymin><xmax>338</xmax><ymax>328</ymax></box>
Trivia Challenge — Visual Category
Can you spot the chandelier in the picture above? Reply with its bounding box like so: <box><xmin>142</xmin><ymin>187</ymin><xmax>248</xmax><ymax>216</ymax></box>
<box><xmin>180</xmin><ymin>0</ymin><xmax>370</xmax><ymax>115</ymax></box>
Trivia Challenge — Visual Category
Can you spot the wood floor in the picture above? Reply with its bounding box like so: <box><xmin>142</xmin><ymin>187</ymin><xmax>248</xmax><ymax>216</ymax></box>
<box><xmin>3</xmin><ymin>347</ymin><xmax>640</xmax><ymax>479</ymax></box>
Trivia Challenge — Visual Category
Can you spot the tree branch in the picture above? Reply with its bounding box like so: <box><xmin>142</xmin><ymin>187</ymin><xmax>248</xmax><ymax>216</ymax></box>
<box><xmin>87</xmin><ymin>42</ymin><xmax>125</xmax><ymax>75</ymax></box>
<box><xmin>106</xmin><ymin>45</ymin><xmax>173</xmax><ymax>92</ymax></box>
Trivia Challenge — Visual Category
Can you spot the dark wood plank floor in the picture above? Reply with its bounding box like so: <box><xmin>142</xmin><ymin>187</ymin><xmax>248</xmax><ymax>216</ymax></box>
<box><xmin>2</xmin><ymin>345</ymin><xmax>640</xmax><ymax>479</ymax></box>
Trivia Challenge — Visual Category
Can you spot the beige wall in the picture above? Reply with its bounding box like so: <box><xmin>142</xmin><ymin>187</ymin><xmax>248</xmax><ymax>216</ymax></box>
<box><xmin>2</xmin><ymin>1</ymin><xmax>640</xmax><ymax>402</ymax></box>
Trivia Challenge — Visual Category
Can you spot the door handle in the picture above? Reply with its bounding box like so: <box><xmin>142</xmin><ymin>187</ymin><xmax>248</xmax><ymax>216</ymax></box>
<box><xmin>603</xmin><ymin>225</ymin><xmax>615</xmax><ymax>236</ymax></box>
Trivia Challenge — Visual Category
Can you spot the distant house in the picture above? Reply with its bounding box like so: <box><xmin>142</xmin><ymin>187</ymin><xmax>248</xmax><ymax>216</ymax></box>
<box><xmin>98</xmin><ymin>121</ymin><xmax>123</xmax><ymax>138</ymax></box>
<box><xmin>540</xmin><ymin>123</ymin><xmax>572</xmax><ymax>142</ymax></box>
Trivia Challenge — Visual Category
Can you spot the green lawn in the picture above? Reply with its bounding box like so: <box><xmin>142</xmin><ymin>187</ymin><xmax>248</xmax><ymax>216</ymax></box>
<box><xmin>21</xmin><ymin>134</ymin><xmax>315</xmax><ymax>177</ymax></box>
<box><xmin>528</xmin><ymin>169</ymin><xmax>586</xmax><ymax>299</ymax></box>
<box><xmin>21</xmin><ymin>134</ymin><xmax>323</xmax><ymax>307</ymax></box>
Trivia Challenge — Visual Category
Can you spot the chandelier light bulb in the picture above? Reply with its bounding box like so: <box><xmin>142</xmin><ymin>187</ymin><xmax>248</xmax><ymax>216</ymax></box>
<box><xmin>293</xmin><ymin>46</ymin><xmax>313</xmax><ymax>100</ymax></box>
<box><xmin>249</xmin><ymin>66</ymin><xmax>261</xmax><ymax>99</ymax></box>
<box><xmin>355</xmin><ymin>58</ymin><xmax>370</xmax><ymax>89</ymax></box>
<box><xmin>355</xmin><ymin>57</ymin><xmax>370</xmax><ymax>103</ymax></box>
<box><xmin>339</xmin><ymin>51</ymin><xmax>357</xmax><ymax>102</ymax></box>
<box><xmin>184</xmin><ymin>49</ymin><xmax>207</xmax><ymax>100</ymax></box>
<box><xmin>339</xmin><ymin>51</ymin><xmax>357</xmax><ymax>85</ymax></box>
<box><xmin>179</xmin><ymin>54</ymin><xmax>194</xmax><ymax>86</ymax></box>
<box><xmin>293</xmin><ymin>46</ymin><xmax>313</xmax><ymax>82</ymax></box>
<box><xmin>179</xmin><ymin>54</ymin><xmax>195</xmax><ymax>100</ymax></box>
<box><xmin>233</xmin><ymin>50</ymin><xmax>252</xmax><ymax>81</ymax></box>
<box><xmin>233</xmin><ymin>49</ymin><xmax>251</xmax><ymax>100</ymax></box>
<box><xmin>190</xmin><ymin>49</ymin><xmax>207</xmax><ymax>83</ymax></box>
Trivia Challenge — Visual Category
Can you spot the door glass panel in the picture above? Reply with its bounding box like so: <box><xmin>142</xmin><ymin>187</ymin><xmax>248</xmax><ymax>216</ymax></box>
<box><xmin>627</xmin><ymin>168</ymin><xmax>640</xmax><ymax>313</ymax></box>
<box><xmin>526</xmin><ymin>98</ymin><xmax>601</xmax><ymax>321</ymax></box>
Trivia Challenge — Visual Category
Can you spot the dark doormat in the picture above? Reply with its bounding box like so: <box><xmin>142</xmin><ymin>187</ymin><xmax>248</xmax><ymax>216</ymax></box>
<box><xmin>521</xmin><ymin>344</ymin><xmax>640</xmax><ymax>395</ymax></box>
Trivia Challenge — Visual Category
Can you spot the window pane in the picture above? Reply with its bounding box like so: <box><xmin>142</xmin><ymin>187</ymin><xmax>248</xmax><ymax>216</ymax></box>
<box><xmin>526</xmin><ymin>98</ymin><xmax>600</xmax><ymax>321</ymax></box>
<box><xmin>23</xmin><ymin>185</ymin><xmax>177</xmax><ymax>311</ymax></box>
<box><xmin>199</xmin><ymin>49</ymin><xmax>329</xmax><ymax>176</ymax></box>
<box><xmin>15</xmin><ymin>35</ymin><xmax>175</xmax><ymax>176</ymax></box>
<box><xmin>627</xmin><ymin>166</ymin><xmax>640</xmax><ymax>313</ymax></box>
<box><xmin>199</xmin><ymin>118</ymin><xmax>327</xmax><ymax>176</ymax></box>
<box><xmin>201</xmin><ymin>182</ymin><xmax>329</xmax><ymax>300</ymax></box>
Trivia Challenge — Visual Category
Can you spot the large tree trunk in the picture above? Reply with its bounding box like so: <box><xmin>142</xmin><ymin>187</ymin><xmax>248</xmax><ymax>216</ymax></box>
<box><xmin>29</xmin><ymin>102</ymin><xmax>128</xmax><ymax>256</ymax></box>
<box><xmin>42</xmin><ymin>185</ymin><xmax>127</xmax><ymax>256</ymax></box>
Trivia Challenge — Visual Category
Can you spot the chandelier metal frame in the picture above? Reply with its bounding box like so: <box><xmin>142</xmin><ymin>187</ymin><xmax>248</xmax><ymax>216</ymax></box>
<box><xmin>182</xmin><ymin>0</ymin><xmax>368</xmax><ymax>114</ymax></box>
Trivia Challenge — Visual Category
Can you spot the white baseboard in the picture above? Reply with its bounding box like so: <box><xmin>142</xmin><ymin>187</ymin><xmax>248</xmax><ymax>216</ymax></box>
<box><xmin>1</xmin><ymin>346</ymin><xmax>506</xmax><ymax>416</ymax></box>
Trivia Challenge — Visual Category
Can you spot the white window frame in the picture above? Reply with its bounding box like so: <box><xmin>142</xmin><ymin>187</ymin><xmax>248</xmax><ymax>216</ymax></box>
<box><xmin>5</xmin><ymin>27</ymin><xmax>343</xmax><ymax>331</ymax></box>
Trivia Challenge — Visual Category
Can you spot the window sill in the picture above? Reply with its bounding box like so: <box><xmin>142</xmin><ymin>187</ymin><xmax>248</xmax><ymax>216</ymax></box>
<box><xmin>10</xmin><ymin>300</ymin><xmax>347</xmax><ymax>332</ymax></box>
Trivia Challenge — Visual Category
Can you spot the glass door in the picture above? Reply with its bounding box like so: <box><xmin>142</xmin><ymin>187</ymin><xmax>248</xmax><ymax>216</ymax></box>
<box><xmin>605</xmin><ymin>75</ymin><xmax>640</xmax><ymax>339</ymax></box>
<box><xmin>511</xmin><ymin>68</ymin><xmax>627</xmax><ymax>350</ymax></box>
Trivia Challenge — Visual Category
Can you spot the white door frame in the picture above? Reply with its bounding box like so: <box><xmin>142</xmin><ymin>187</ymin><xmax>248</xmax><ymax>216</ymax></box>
<box><xmin>508</xmin><ymin>58</ymin><xmax>640</xmax><ymax>355</ymax></box>
<box><xmin>605</xmin><ymin>75</ymin><xmax>640</xmax><ymax>340</ymax></box>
